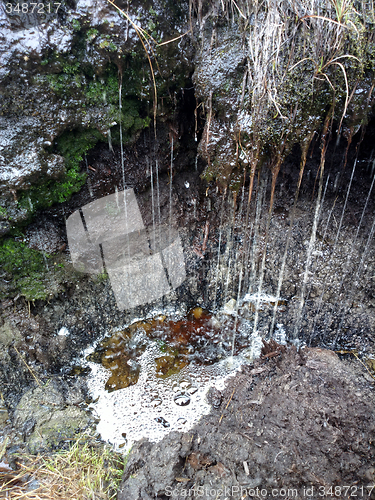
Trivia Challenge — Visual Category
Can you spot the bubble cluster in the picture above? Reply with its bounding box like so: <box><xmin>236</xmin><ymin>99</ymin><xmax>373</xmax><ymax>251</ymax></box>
<box><xmin>83</xmin><ymin>302</ymin><xmax>287</xmax><ymax>451</ymax></box>
<box><xmin>85</xmin><ymin>340</ymin><xmax>243</xmax><ymax>451</ymax></box>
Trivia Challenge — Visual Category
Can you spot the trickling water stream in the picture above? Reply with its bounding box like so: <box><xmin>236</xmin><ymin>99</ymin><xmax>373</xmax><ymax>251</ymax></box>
<box><xmin>56</xmin><ymin>120</ymin><xmax>375</xmax><ymax>452</ymax></box>
<box><xmin>1</xmin><ymin>3</ymin><xmax>375</xmax><ymax>493</ymax></box>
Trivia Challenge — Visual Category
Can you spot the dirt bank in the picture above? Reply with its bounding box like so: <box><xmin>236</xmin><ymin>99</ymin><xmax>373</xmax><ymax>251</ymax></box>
<box><xmin>118</xmin><ymin>345</ymin><xmax>375</xmax><ymax>500</ymax></box>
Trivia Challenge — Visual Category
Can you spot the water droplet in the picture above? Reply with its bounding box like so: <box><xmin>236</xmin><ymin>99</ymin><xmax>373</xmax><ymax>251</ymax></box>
<box><xmin>188</xmin><ymin>387</ymin><xmax>198</xmax><ymax>395</ymax></box>
<box><xmin>177</xmin><ymin>417</ymin><xmax>187</xmax><ymax>425</ymax></box>
<box><xmin>155</xmin><ymin>416</ymin><xmax>170</xmax><ymax>427</ymax></box>
<box><xmin>180</xmin><ymin>380</ymin><xmax>191</xmax><ymax>390</ymax></box>
<box><xmin>174</xmin><ymin>394</ymin><xmax>191</xmax><ymax>406</ymax></box>
<box><xmin>151</xmin><ymin>398</ymin><xmax>162</xmax><ymax>407</ymax></box>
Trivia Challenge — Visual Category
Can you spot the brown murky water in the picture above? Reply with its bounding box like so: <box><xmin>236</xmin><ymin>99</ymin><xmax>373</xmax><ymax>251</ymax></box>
<box><xmin>87</xmin><ymin>307</ymin><xmax>233</xmax><ymax>392</ymax></box>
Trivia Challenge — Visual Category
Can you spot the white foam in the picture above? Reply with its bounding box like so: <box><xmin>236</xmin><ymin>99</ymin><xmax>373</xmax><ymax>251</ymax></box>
<box><xmin>57</xmin><ymin>327</ymin><xmax>69</xmax><ymax>336</ymax></box>
<box><xmin>83</xmin><ymin>302</ymin><xmax>290</xmax><ymax>452</ymax></box>
<box><xmin>85</xmin><ymin>341</ymin><xmax>243</xmax><ymax>452</ymax></box>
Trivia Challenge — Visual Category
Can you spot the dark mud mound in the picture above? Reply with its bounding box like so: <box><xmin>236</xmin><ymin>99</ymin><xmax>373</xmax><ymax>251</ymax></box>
<box><xmin>118</xmin><ymin>347</ymin><xmax>375</xmax><ymax>500</ymax></box>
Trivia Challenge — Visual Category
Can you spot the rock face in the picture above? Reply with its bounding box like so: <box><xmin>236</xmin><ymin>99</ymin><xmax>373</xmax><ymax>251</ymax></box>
<box><xmin>117</xmin><ymin>347</ymin><xmax>375</xmax><ymax>499</ymax></box>
<box><xmin>13</xmin><ymin>382</ymin><xmax>91</xmax><ymax>454</ymax></box>
<box><xmin>1</xmin><ymin>0</ymin><xmax>375</xmax><ymax>471</ymax></box>
<box><xmin>0</xmin><ymin>0</ymin><xmax>191</xmax><ymax>229</ymax></box>
<box><xmin>3</xmin><ymin>0</ymin><xmax>374</xmax><ymax>229</ymax></box>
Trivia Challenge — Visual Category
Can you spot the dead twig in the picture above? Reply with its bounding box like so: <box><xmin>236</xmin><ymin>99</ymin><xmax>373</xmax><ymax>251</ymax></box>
<box><xmin>13</xmin><ymin>347</ymin><xmax>41</xmax><ymax>387</ymax></box>
<box><xmin>218</xmin><ymin>388</ymin><xmax>235</xmax><ymax>424</ymax></box>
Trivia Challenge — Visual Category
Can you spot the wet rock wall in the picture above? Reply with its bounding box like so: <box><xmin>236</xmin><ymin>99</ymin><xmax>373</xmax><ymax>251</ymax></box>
<box><xmin>0</xmin><ymin>0</ymin><xmax>375</xmax><ymax>457</ymax></box>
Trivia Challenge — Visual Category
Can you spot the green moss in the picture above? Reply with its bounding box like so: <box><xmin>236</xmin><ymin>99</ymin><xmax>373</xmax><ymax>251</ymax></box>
<box><xmin>86</xmin><ymin>72</ymin><xmax>118</xmax><ymax>106</ymax></box>
<box><xmin>106</xmin><ymin>100</ymin><xmax>151</xmax><ymax>144</ymax></box>
<box><xmin>71</xmin><ymin>19</ymin><xmax>81</xmax><ymax>31</ymax></box>
<box><xmin>45</xmin><ymin>74</ymin><xmax>69</xmax><ymax>94</ymax></box>
<box><xmin>94</xmin><ymin>271</ymin><xmax>109</xmax><ymax>283</ymax></box>
<box><xmin>86</xmin><ymin>28</ymin><xmax>99</xmax><ymax>41</ymax></box>
<box><xmin>17</xmin><ymin>66</ymin><xmax>151</xmax><ymax>218</ymax></box>
<box><xmin>98</xmin><ymin>39</ymin><xmax>118</xmax><ymax>52</ymax></box>
<box><xmin>0</xmin><ymin>207</ymin><xmax>8</xmax><ymax>218</ymax></box>
<box><xmin>41</xmin><ymin>53</ymin><xmax>152</xmax><ymax>128</ymax></box>
<box><xmin>18</xmin><ymin>128</ymin><xmax>106</xmax><ymax>215</ymax></box>
<box><xmin>56</xmin><ymin>128</ymin><xmax>104</xmax><ymax>172</ymax></box>
<box><xmin>61</xmin><ymin>60</ymin><xmax>80</xmax><ymax>75</ymax></box>
<box><xmin>18</xmin><ymin>276</ymin><xmax>48</xmax><ymax>301</ymax></box>
<box><xmin>0</xmin><ymin>239</ymin><xmax>44</xmax><ymax>275</ymax></box>
<box><xmin>0</xmin><ymin>239</ymin><xmax>48</xmax><ymax>301</ymax></box>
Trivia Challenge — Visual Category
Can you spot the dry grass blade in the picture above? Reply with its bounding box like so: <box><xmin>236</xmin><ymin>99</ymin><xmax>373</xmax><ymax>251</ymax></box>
<box><xmin>231</xmin><ymin>0</ymin><xmax>247</xmax><ymax>19</ymax></box>
<box><xmin>331</xmin><ymin>61</ymin><xmax>350</xmax><ymax>130</ymax></box>
<box><xmin>218</xmin><ymin>388</ymin><xmax>236</xmax><ymax>424</ymax></box>
<box><xmin>335</xmin><ymin>350</ymin><xmax>375</xmax><ymax>381</ymax></box>
<box><xmin>105</xmin><ymin>0</ymin><xmax>158</xmax><ymax>129</ymax></box>
<box><xmin>157</xmin><ymin>29</ymin><xmax>192</xmax><ymax>47</ymax></box>
<box><xmin>0</xmin><ymin>437</ymin><xmax>126</xmax><ymax>500</ymax></box>
<box><xmin>300</xmin><ymin>14</ymin><xmax>350</xmax><ymax>27</ymax></box>
<box><xmin>288</xmin><ymin>57</ymin><xmax>315</xmax><ymax>72</ymax></box>
<box><xmin>13</xmin><ymin>347</ymin><xmax>41</xmax><ymax>387</ymax></box>
<box><xmin>353</xmin><ymin>352</ymin><xmax>375</xmax><ymax>381</ymax></box>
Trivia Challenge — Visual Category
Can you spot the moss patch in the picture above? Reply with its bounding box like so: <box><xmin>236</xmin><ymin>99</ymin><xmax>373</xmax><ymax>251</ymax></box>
<box><xmin>0</xmin><ymin>238</ymin><xmax>48</xmax><ymax>301</ymax></box>
<box><xmin>18</xmin><ymin>128</ymin><xmax>107</xmax><ymax>216</ymax></box>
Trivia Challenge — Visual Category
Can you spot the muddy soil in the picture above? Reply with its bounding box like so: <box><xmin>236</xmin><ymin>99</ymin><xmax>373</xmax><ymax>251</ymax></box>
<box><xmin>118</xmin><ymin>345</ymin><xmax>375</xmax><ymax>500</ymax></box>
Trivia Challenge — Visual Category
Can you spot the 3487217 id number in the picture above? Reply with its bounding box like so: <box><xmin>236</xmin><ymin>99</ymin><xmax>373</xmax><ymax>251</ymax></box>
<box><xmin>5</xmin><ymin>3</ymin><xmax>61</xmax><ymax>14</ymax></box>
<box><xmin>318</xmin><ymin>485</ymin><xmax>375</xmax><ymax>497</ymax></box>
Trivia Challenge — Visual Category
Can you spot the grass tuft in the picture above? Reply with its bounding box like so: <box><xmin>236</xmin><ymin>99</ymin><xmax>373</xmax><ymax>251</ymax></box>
<box><xmin>0</xmin><ymin>436</ymin><xmax>127</xmax><ymax>499</ymax></box>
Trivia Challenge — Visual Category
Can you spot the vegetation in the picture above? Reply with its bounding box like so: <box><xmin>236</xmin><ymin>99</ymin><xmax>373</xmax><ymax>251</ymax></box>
<box><xmin>94</xmin><ymin>271</ymin><xmax>109</xmax><ymax>283</ymax></box>
<box><xmin>20</xmin><ymin>60</ymin><xmax>151</xmax><ymax>218</ymax></box>
<box><xmin>0</xmin><ymin>44</ymin><xmax>154</xmax><ymax>301</ymax></box>
<box><xmin>0</xmin><ymin>436</ymin><xmax>127</xmax><ymax>499</ymax></box>
<box><xmin>8</xmin><ymin>1</ymin><xmax>188</xmax><ymax>229</ymax></box>
<box><xmin>18</xmin><ymin>128</ymin><xmax>106</xmax><ymax>216</ymax></box>
<box><xmin>0</xmin><ymin>206</ymin><xmax>9</xmax><ymax>218</ymax></box>
<box><xmin>0</xmin><ymin>238</ymin><xmax>49</xmax><ymax>301</ymax></box>
<box><xmin>192</xmin><ymin>0</ymin><xmax>375</xmax><ymax>187</ymax></box>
